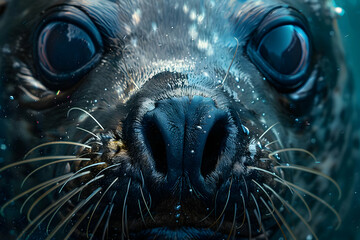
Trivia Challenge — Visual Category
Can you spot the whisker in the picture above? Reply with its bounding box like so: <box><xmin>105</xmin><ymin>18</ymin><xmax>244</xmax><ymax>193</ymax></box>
<box><xmin>236</xmin><ymin>190</ymin><xmax>246</xmax><ymax>229</ymax></box>
<box><xmin>199</xmin><ymin>208</ymin><xmax>214</xmax><ymax>223</ymax></box>
<box><xmin>265</xmin><ymin>184</ymin><xmax>319</xmax><ymax>240</ymax></box>
<box><xmin>59</xmin><ymin>162</ymin><xmax>106</xmax><ymax>193</ymax></box>
<box><xmin>125</xmin><ymin>204</ymin><xmax>129</xmax><ymax>238</ymax></box>
<box><xmin>95</xmin><ymin>163</ymin><xmax>122</xmax><ymax>178</ymax></box>
<box><xmin>139</xmin><ymin>185</ymin><xmax>155</xmax><ymax>222</ymax></box>
<box><xmin>24</xmin><ymin>142</ymin><xmax>91</xmax><ymax>159</ymax></box>
<box><xmin>18</xmin><ymin>188</ymin><xmax>80</xmax><ymax>240</ymax></box>
<box><xmin>89</xmin><ymin>205</ymin><xmax>109</xmax><ymax>240</ymax></box>
<box><xmin>138</xmin><ymin>200</ymin><xmax>147</xmax><ymax>226</ymax></box>
<box><xmin>122</xmin><ymin>179</ymin><xmax>131</xmax><ymax>240</ymax></box>
<box><xmin>242</xmin><ymin>175</ymin><xmax>249</xmax><ymax>196</ymax></box>
<box><xmin>250</xmin><ymin>193</ymin><xmax>262</xmax><ymax>231</ymax></box>
<box><xmin>20</xmin><ymin>176</ymin><xmax>70</xmax><ymax>214</ymax></box>
<box><xmin>274</xmin><ymin>178</ymin><xmax>342</xmax><ymax>230</ymax></box>
<box><xmin>250</xmin><ymin>167</ymin><xmax>312</xmax><ymax>221</ymax></box>
<box><xmin>221</xmin><ymin>37</ymin><xmax>239</xmax><ymax>86</ymax></box>
<box><xmin>67</xmin><ymin>107</ymin><xmax>104</xmax><ymax>130</ymax></box>
<box><xmin>209</xmin><ymin>178</ymin><xmax>233</xmax><ymax>228</ymax></box>
<box><xmin>275</xmin><ymin>165</ymin><xmax>342</xmax><ymax>199</ymax></box>
<box><xmin>102</xmin><ymin>203</ymin><xmax>114</xmax><ymax>240</ymax></box>
<box><xmin>87</xmin><ymin>177</ymin><xmax>119</xmax><ymax>237</ymax></box>
<box><xmin>254</xmin><ymin>209</ymin><xmax>268</xmax><ymax>240</ymax></box>
<box><xmin>64</xmin><ymin>205</ymin><xmax>93</xmax><ymax>240</ymax></box>
<box><xmin>245</xmin><ymin>209</ymin><xmax>252</xmax><ymax>240</ymax></box>
<box><xmin>1</xmin><ymin>173</ymin><xmax>73</xmax><ymax>216</ymax></box>
<box><xmin>76</xmin><ymin>126</ymin><xmax>101</xmax><ymax>140</ymax></box>
<box><xmin>27</xmin><ymin>171</ymin><xmax>91</xmax><ymax>222</ymax></box>
<box><xmin>46</xmin><ymin>174</ymin><xmax>104</xmax><ymax>233</ymax></box>
<box><xmin>259</xmin><ymin>122</ymin><xmax>279</xmax><ymax>140</ymax></box>
<box><xmin>45</xmin><ymin>187</ymin><xmax>102</xmax><ymax>240</ymax></box>
<box><xmin>265</xmin><ymin>140</ymin><xmax>279</xmax><ymax>148</ymax></box>
<box><xmin>226</xmin><ymin>203</ymin><xmax>237</xmax><ymax>240</ymax></box>
<box><xmin>269</xmin><ymin>148</ymin><xmax>317</xmax><ymax>163</ymax></box>
<box><xmin>251</xmin><ymin>180</ymin><xmax>275</xmax><ymax>214</ymax></box>
<box><xmin>21</xmin><ymin>157</ymin><xmax>90</xmax><ymax>188</ymax></box>
<box><xmin>248</xmin><ymin>167</ymin><xmax>294</xmax><ymax>193</ymax></box>
<box><xmin>122</xmin><ymin>57</ymin><xmax>139</xmax><ymax>90</ymax></box>
<box><xmin>215</xmin><ymin>214</ymin><xmax>226</xmax><ymax>234</ymax></box>
<box><xmin>0</xmin><ymin>155</ymin><xmax>77</xmax><ymax>173</ymax></box>
<box><xmin>260</xmin><ymin>197</ymin><xmax>287</xmax><ymax>240</ymax></box>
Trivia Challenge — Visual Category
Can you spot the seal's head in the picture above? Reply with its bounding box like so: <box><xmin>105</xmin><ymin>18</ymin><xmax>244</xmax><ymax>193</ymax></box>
<box><xmin>0</xmin><ymin>0</ymin><xmax>356</xmax><ymax>239</ymax></box>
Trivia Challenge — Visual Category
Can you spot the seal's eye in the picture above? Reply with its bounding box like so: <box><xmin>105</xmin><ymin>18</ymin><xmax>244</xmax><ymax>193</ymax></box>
<box><xmin>258</xmin><ymin>25</ymin><xmax>309</xmax><ymax>76</ymax></box>
<box><xmin>35</xmin><ymin>6</ymin><xmax>103</xmax><ymax>90</ymax></box>
<box><xmin>38</xmin><ymin>22</ymin><xmax>96</xmax><ymax>74</ymax></box>
<box><xmin>247</xmin><ymin>11</ymin><xmax>312</xmax><ymax>92</ymax></box>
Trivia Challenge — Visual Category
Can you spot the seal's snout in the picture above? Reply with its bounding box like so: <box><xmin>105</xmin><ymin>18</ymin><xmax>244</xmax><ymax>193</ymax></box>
<box><xmin>140</xmin><ymin>96</ymin><xmax>233</xmax><ymax>191</ymax></box>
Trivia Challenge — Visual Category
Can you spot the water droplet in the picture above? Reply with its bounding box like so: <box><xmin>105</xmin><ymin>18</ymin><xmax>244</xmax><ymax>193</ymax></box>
<box><xmin>196</xmin><ymin>125</ymin><xmax>202</xmax><ymax>130</ymax></box>
<box><xmin>175</xmin><ymin>204</ymin><xmax>181</xmax><ymax>211</ymax></box>
<box><xmin>9</xmin><ymin>96</ymin><xmax>14</xmax><ymax>100</ymax></box>
<box><xmin>334</xmin><ymin>7</ymin><xmax>345</xmax><ymax>17</ymax></box>
<box><xmin>241</xmin><ymin>125</ymin><xmax>250</xmax><ymax>135</ymax></box>
<box><xmin>189</xmin><ymin>188</ymin><xmax>193</xmax><ymax>193</ymax></box>
<box><xmin>190</xmin><ymin>150</ymin><xmax>195</xmax><ymax>154</ymax></box>
<box><xmin>175</xmin><ymin>213</ymin><xmax>181</xmax><ymax>218</ymax></box>
<box><xmin>306</xmin><ymin>235</ymin><xmax>313</xmax><ymax>240</ymax></box>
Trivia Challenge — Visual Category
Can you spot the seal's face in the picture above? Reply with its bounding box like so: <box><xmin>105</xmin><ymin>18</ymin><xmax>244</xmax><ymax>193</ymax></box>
<box><xmin>0</xmin><ymin>0</ymin><xmax>355</xmax><ymax>239</ymax></box>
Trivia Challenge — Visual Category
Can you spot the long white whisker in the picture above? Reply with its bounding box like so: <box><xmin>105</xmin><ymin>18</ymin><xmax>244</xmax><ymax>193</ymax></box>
<box><xmin>275</xmin><ymin>165</ymin><xmax>342</xmax><ymax>199</ymax></box>
<box><xmin>45</xmin><ymin>187</ymin><xmax>102</xmax><ymax>240</ymax></box>
<box><xmin>27</xmin><ymin>171</ymin><xmax>91</xmax><ymax>222</ymax></box>
<box><xmin>0</xmin><ymin>155</ymin><xmax>77</xmax><ymax>173</ymax></box>
<box><xmin>21</xmin><ymin>158</ymin><xmax>90</xmax><ymax>188</ymax></box>
<box><xmin>121</xmin><ymin>179</ymin><xmax>131</xmax><ymax>240</ymax></box>
<box><xmin>68</xmin><ymin>107</ymin><xmax>104</xmax><ymax>130</ymax></box>
<box><xmin>259</xmin><ymin>122</ymin><xmax>279</xmax><ymax>140</ymax></box>
<box><xmin>264</xmin><ymin>184</ymin><xmax>319</xmax><ymax>240</ymax></box>
<box><xmin>76</xmin><ymin>126</ymin><xmax>101</xmax><ymax>140</ymax></box>
<box><xmin>24</xmin><ymin>142</ymin><xmax>91</xmax><ymax>159</ymax></box>
<box><xmin>221</xmin><ymin>37</ymin><xmax>239</xmax><ymax>86</ymax></box>
<box><xmin>64</xmin><ymin>205</ymin><xmax>93</xmax><ymax>240</ymax></box>
<box><xmin>59</xmin><ymin>162</ymin><xmax>106</xmax><ymax>193</ymax></box>
<box><xmin>87</xmin><ymin>177</ymin><xmax>119</xmax><ymax>238</ymax></box>
<box><xmin>269</xmin><ymin>148</ymin><xmax>317</xmax><ymax>163</ymax></box>
<box><xmin>89</xmin><ymin>205</ymin><xmax>109</xmax><ymax>240</ymax></box>
<box><xmin>274</xmin><ymin>178</ymin><xmax>341</xmax><ymax>230</ymax></box>
<box><xmin>1</xmin><ymin>173</ymin><xmax>73</xmax><ymax>216</ymax></box>
<box><xmin>46</xmin><ymin>174</ymin><xmax>104</xmax><ymax>233</ymax></box>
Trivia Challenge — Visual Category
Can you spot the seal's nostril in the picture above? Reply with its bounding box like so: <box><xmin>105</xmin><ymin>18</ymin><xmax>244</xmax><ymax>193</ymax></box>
<box><xmin>143</xmin><ymin>119</ymin><xmax>168</xmax><ymax>175</ymax></box>
<box><xmin>201</xmin><ymin>118</ymin><xmax>228</xmax><ymax>177</ymax></box>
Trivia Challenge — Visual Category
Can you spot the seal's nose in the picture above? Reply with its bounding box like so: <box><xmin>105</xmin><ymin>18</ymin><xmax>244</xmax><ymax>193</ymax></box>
<box><xmin>142</xmin><ymin>96</ymin><xmax>230</xmax><ymax>191</ymax></box>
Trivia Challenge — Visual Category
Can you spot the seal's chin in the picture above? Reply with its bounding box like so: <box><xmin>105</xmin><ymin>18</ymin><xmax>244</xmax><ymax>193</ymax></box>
<box><xmin>130</xmin><ymin>227</ymin><xmax>262</xmax><ymax>240</ymax></box>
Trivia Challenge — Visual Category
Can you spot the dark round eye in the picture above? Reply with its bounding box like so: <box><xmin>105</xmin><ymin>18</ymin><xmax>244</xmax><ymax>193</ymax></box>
<box><xmin>35</xmin><ymin>6</ymin><xmax>103</xmax><ymax>90</ymax></box>
<box><xmin>248</xmin><ymin>23</ymin><xmax>312</xmax><ymax>91</ymax></box>
<box><xmin>38</xmin><ymin>22</ymin><xmax>96</xmax><ymax>74</ymax></box>
<box><xmin>258</xmin><ymin>25</ymin><xmax>309</xmax><ymax>76</ymax></box>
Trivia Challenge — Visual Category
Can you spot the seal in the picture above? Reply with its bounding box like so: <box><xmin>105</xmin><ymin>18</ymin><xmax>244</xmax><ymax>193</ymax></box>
<box><xmin>0</xmin><ymin>0</ymin><xmax>357</xmax><ymax>239</ymax></box>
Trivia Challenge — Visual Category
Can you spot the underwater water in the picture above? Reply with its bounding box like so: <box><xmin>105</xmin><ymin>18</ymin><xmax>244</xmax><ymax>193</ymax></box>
<box><xmin>336</xmin><ymin>0</ymin><xmax>360</xmax><ymax>239</ymax></box>
<box><xmin>0</xmin><ymin>1</ymin><xmax>359</xmax><ymax>239</ymax></box>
